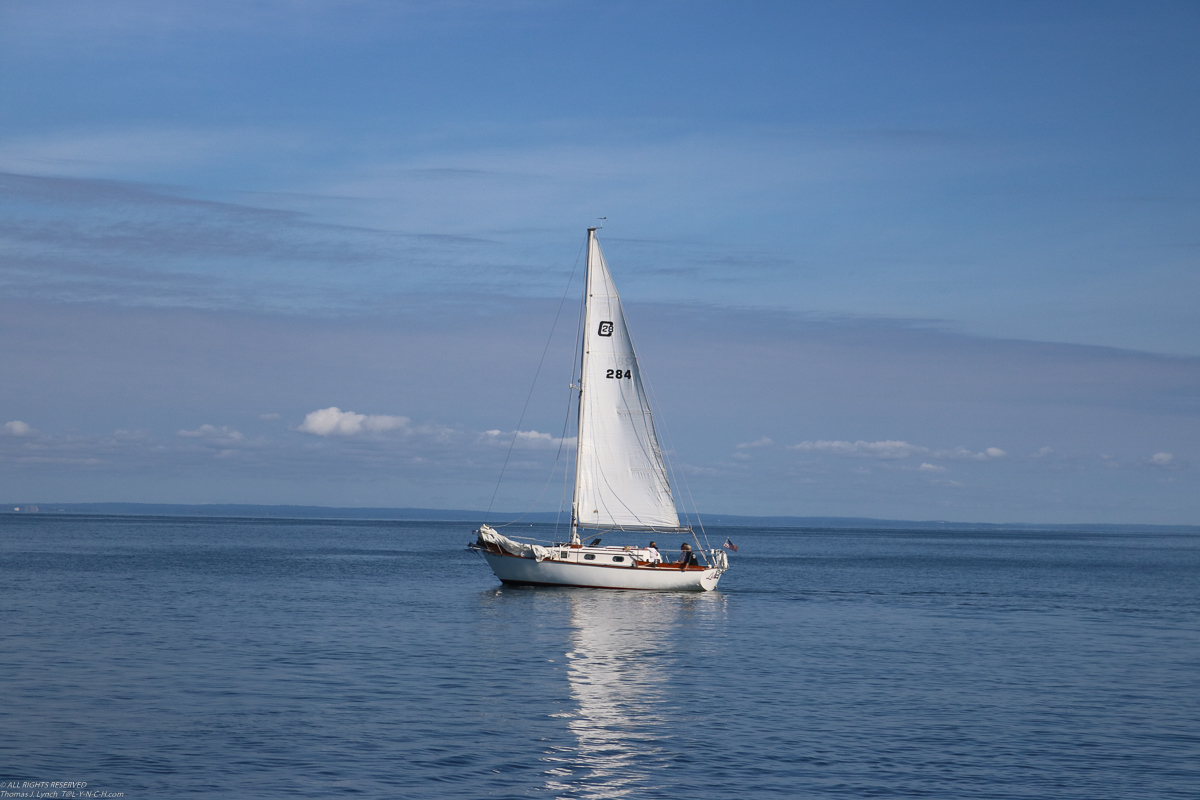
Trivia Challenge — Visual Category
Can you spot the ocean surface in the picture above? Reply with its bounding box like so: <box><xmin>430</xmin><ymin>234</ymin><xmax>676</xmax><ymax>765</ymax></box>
<box><xmin>2</xmin><ymin>515</ymin><xmax>1197</xmax><ymax>799</ymax></box>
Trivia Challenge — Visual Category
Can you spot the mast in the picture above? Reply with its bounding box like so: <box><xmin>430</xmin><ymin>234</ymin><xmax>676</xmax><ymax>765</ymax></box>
<box><xmin>569</xmin><ymin>227</ymin><xmax>597</xmax><ymax>546</ymax></box>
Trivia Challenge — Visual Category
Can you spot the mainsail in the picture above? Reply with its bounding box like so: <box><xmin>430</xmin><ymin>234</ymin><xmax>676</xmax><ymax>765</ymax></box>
<box><xmin>572</xmin><ymin>229</ymin><xmax>682</xmax><ymax>531</ymax></box>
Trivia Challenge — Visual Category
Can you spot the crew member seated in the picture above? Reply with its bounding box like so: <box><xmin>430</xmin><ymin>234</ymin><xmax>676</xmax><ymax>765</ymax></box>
<box><xmin>645</xmin><ymin>541</ymin><xmax>662</xmax><ymax>564</ymax></box>
<box><xmin>679</xmin><ymin>542</ymin><xmax>698</xmax><ymax>569</ymax></box>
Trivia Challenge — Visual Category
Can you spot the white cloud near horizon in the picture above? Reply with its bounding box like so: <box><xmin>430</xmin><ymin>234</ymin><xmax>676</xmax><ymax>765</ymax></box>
<box><xmin>788</xmin><ymin>440</ymin><xmax>1007</xmax><ymax>461</ymax></box>
<box><xmin>297</xmin><ymin>407</ymin><xmax>410</xmax><ymax>436</ymax></box>
<box><xmin>789</xmin><ymin>440</ymin><xmax>926</xmax><ymax>459</ymax></box>
<box><xmin>934</xmin><ymin>446</ymin><xmax>1007</xmax><ymax>461</ymax></box>
<box><xmin>0</xmin><ymin>415</ymin><xmax>572</xmax><ymax>484</ymax></box>
<box><xmin>178</xmin><ymin>424</ymin><xmax>244</xmax><ymax>442</ymax></box>
<box><xmin>4</xmin><ymin>421</ymin><xmax>35</xmax><ymax>436</ymax></box>
<box><xmin>482</xmin><ymin>429</ymin><xmax>575</xmax><ymax>449</ymax></box>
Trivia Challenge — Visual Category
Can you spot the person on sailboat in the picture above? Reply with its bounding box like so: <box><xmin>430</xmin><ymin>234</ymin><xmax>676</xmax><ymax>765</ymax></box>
<box><xmin>679</xmin><ymin>542</ymin><xmax>698</xmax><ymax>569</ymax></box>
<box><xmin>646</xmin><ymin>542</ymin><xmax>662</xmax><ymax>564</ymax></box>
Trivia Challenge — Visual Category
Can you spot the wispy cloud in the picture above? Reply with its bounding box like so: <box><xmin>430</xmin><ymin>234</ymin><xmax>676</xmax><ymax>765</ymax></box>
<box><xmin>1144</xmin><ymin>452</ymin><xmax>1188</xmax><ymax>470</ymax></box>
<box><xmin>933</xmin><ymin>446</ymin><xmax>1006</xmax><ymax>461</ymax></box>
<box><xmin>0</xmin><ymin>426</ymin><xmax>153</xmax><ymax>467</ymax></box>
<box><xmin>0</xmin><ymin>170</ymin><xmax>524</xmax><ymax>313</ymax></box>
<box><xmin>789</xmin><ymin>440</ymin><xmax>927</xmax><ymax>459</ymax></box>
<box><xmin>177</xmin><ymin>424</ymin><xmax>245</xmax><ymax>444</ymax></box>
<box><xmin>482</xmin><ymin>429</ymin><xmax>574</xmax><ymax>449</ymax></box>
<box><xmin>4</xmin><ymin>421</ymin><xmax>36</xmax><ymax>436</ymax></box>
<box><xmin>788</xmin><ymin>439</ymin><xmax>1008</xmax><ymax>462</ymax></box>
<box><xmin>0</xmin><ymin>412</ymin><xmax>577</xmax><ymax>487</ymax></box>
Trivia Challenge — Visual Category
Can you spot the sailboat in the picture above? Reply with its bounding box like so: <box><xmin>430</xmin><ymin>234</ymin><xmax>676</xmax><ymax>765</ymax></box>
<box><xmin>470</xmin><ymin>228</ymin><xmax>729</xmax><ymax>591</ymax></box>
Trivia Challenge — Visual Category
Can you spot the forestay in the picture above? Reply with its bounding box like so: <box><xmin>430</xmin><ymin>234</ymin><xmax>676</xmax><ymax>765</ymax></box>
<box><xmin>573</xmin><ymin>230</ymin><xmax>682</xmax><ymax>531</ymax></box>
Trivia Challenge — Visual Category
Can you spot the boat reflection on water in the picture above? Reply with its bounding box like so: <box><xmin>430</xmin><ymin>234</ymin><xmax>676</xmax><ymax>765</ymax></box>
<box><xmin>543</xmin><ymin>590</ymin><xmax>726</xmax><ymax>798</ymax></box>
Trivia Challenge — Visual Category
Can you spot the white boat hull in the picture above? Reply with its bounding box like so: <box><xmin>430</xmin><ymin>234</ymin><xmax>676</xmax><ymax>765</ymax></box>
<box><xmin>478</xmin><ymin>549</ymin><xmax>722</xmax><ymax>591</ymax></box>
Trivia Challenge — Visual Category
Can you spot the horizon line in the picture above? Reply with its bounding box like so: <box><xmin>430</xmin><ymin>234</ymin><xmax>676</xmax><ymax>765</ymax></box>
<box><xmin>3</xmin><ymin>502</ymin><xmax>1197</xmax><ymax>532</ymax></box>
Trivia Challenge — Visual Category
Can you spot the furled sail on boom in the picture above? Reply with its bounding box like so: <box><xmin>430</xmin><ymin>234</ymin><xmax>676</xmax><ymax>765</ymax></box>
<box><xmin>573</xmin><ymin>229</ymin><xmax>682</xmax><ymax>531</ymax></box>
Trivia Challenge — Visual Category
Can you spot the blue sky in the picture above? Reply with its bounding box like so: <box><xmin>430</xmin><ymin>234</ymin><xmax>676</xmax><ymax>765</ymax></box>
<box><xmin>1</xmin><ymin>0</ymin><xmax>1197</xmax><ymax>523</ymax></box>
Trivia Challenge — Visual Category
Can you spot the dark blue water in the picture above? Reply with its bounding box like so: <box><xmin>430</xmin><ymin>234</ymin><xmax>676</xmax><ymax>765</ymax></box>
<box><xmin>2</xmin><ymin>516</ymin><xmax>1197</xmax><ymax>799</ymax></box>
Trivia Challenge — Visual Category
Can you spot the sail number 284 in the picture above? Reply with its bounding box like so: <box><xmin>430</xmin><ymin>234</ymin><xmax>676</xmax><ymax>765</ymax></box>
<box><xmin>606</xmin><ymin>369</ymin><xmax>632</xmax><ymax>379</ymax></box>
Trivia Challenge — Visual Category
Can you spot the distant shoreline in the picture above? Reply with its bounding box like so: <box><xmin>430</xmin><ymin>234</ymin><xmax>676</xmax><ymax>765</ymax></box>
<box><xmin>2</xmin><ymin>502</ymin><xmax>1197</xmax><ymax>533</ymax></box>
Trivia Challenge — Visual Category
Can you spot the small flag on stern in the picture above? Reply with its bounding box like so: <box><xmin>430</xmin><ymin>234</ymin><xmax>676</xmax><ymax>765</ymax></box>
<box><xmin>723</xmin><ymin>538</ymin><xmax>738</xmax><ymax>552</ymax></box>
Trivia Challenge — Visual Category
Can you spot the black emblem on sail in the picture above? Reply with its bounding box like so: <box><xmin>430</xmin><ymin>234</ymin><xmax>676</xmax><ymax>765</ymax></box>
<box><xmin>597</xmin><ymin>321</ymin><xmax>614</xmax><ymax>337</ymax></box>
